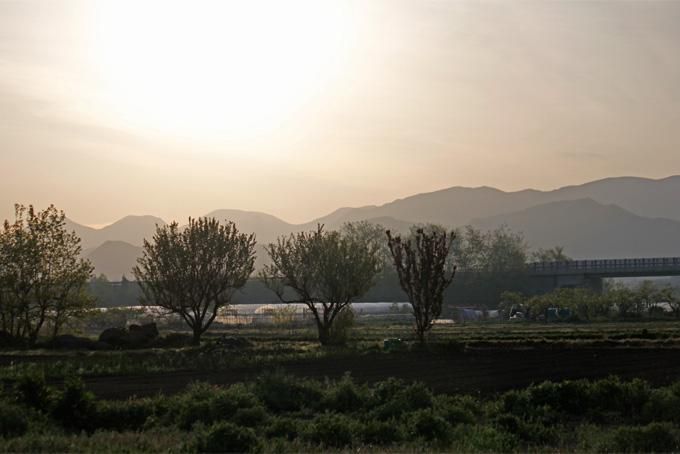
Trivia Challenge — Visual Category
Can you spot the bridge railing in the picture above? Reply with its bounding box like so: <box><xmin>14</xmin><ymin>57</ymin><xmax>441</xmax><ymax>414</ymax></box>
<box><xmin>528</xmin><ymin>257</ymin><xmax>680</xmax><ymax>274</ymax></box>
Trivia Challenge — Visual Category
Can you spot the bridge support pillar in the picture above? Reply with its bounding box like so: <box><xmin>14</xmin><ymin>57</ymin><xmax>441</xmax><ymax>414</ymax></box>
<box><xmin>583</xmin><ymin>275</ymin><xmax>604</xmax><ymax>294</ymax></box>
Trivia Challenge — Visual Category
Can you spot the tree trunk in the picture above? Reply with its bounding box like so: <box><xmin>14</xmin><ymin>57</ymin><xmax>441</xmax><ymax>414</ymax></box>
<box><xmin>52</xmin><ymin>319</ymin><xmax>61</xmax><ymax>340</ymax></box>
<box><xmin>317</xmin><ymin>324</ymin><xmax>331</xmax><ymax>346</ymax></box>
<box><xmin>415</xmin><ymin>326</ymin><xmax>427</xmax><ymax>344</ymax></box>
<box><xmin>28</xmin><ymin>331</ymin><xmax>39</xmax><ymax>347</ymax></box>
<box><xmin>192</xmin><ymin>327</ymin><xmax>202</xmax><ymax>346</ymax></box>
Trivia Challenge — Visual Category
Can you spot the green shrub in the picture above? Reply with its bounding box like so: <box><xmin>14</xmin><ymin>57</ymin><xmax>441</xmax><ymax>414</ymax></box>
<box><xmin>175</xmin><ymin>397</ymin><xmax>213</xmax><ymax>430</ymax></box>
<box><xmin>599</xmin><ymin>422</ymin><xmax>680</xmax><ymax>453</ymax></box>
<box><xmin>397</xmin><ymin>382</ymin><xmax>433</xmax><ymax>410</ymax></box>
<box><xmin>451</xmin><ymin>424</ymin><xmax>519</xmax><ymax>452</ymax></box>
<box><xmin>95</xmin><ymin>398</ymin><xmax>157</xmax><ymax>431</ymax></box>
<box><xmin>51</xmin><ymin>377</ymin><xmax>97</xmax><ymax>432</ymax></box>
<box><xmin>254</xmin><ymin>373</ymin><xmax>323</xmax><ymax>413</ymax></box>
<box><xmin>173</xmin><ymin>382</ymin><xmax>259</xmax><ymax>429</ymax></box>
<box><xmin>214</xmin><ymin>384</ymin><xmax>260</xmax><ymax>415</ymax></box>
<box><xmin>642</xmin><ymin>387</ymin><xmax>680</xmax><ymax>423</ymax></box>
<box><xmin>359</xmin><ymin>419</ymin><xmax>404</xmax><ymax>446</ymax></box>
<box><xmin>233</xmin><ymin>405</ymin><xmax>269</xmax><ymax>428</ymax></box>
<box><xmin>501</xmin><ymin>388</ymin><xmax>534</xmax><ymax>417</ymax></box>
<box><xmin>407</xmin><ymin>409</ymin><xmax>451</xmax><ymax>445</ymax></box>
<box><xmin>493</xmin><ymin>413</ymin><xmax>557</xmax><ymax>445</ymax></box>
<box><xmin>193</xmin><ymin>421</ymin><xmax>262</xmax><ymax>453</ymax></box>
<box><xmin>304</xmin><ymin>413</ymin><xmax>355</xmax><ymax>448</ymax></box>
<box><xmin>184</xmin><ymin>381</ymin><xmax>220</xmax><ymax>402</ymax></box>
<box><xmin>0</xmin><ymin>430</ymin><xmax>186</xmax><ymax>452</ymax></box>
<box><xmin>14</xmin><ymin>372</ymin><xmax>53</xmax><ymax>412</ymax></box>
<box><xmin>265</xmin><ymin>416</ymin><xmax>304</xmax><ymax>441</ymax></box>
<box><xmin>370</xmin><ymin>381</ymin><xmax>434</xmax><ymax>421</ymax></box>
<box><xmin>502</xmin><ymin>377</ymin><xmax>651</xmax><ymax>424</ymax></box>
<box><xmin>370</xmin><ymin>377</ymin><xmax>409</xmax><ymax>405</ymax></box>
<box><xmin>434</xmin><ymin>395</ymin><xmax>476</xmax><ymax>426</ymax></box>
<box><xmin>590</xmin><ymin>377</ymin><xmax>650</xmax><ymax>422</ymax></box>
<box><xmin>0</xmin><ymin>403</ymin><xmax>29</xmax><ymax>438</ymax></box>
<box><xmin>528</xmin><ymin>380</ymin><xmax>592</xmax><ymax>415</ymax></box>
<box><xmin>322</xmin><ymin>375</ymin><xmax>368</xmax><ymax>413</ymax></box>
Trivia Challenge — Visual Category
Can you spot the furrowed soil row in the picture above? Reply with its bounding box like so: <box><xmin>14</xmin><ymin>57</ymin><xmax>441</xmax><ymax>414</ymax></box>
<box><xmin>79</xmin><ymin>347</ymin><xmax>680</xmax><ymax>399</ymax></box>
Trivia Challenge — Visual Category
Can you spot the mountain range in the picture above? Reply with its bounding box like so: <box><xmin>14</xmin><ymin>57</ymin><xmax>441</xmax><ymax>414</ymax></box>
<box><xmin>73</xmin><ymin>175</ymin><xmax>680</xmax><ymax>279</ymax></box>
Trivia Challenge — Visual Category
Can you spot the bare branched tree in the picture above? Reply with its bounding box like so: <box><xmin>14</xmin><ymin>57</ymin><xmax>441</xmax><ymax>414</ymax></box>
<box><xmin>386</xmin><ymin>227</ymin><xmax>457</xmax><ymax>343</ymax></box>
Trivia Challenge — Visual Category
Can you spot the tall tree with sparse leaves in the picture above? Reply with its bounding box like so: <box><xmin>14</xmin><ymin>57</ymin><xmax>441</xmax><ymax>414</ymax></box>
<box><xmin>0</xmin><ymin>204</ymin><xmax>93</xmax><ymax>344</ymax></box>
<box><xmin>386</xmin><ymin>227</ymin><xmax>457</xmax><ymax>343</ymax></box>
<box><xmin>261</xmin><ymin>224</ymin><xmax>382</xmax><ymax>346</ymax></box>
<box><xmin>134</xmin><ymin>217</ymin><xmax>256</xmax><ymax>345</ymax></box>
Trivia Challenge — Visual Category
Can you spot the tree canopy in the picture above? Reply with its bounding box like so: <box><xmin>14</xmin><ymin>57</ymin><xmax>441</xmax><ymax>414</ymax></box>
<box><xmin>261</xmin><ymin>224</ymin><xmax>383</xmax><ymax>345</ymax></box>
<box><xmin>134</xmin><ymin>217</ymin><xmax>256</xmax><ymax>344</ymax></box>
<box><xmin>0</xmin><ymin>204</ymin><xmax>93</xmax><ymax>344</ymax></box>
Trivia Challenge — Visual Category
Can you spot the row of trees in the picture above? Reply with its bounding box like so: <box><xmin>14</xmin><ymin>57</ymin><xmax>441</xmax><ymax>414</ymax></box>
<box><xmin>501</xmin><ymin>281</ymin><xmax>680</xmax><ymax>322</ymax></box>
<box><xmin>135</xmin><ymin>220</ymin><xmax>457</xmax><ymax>345</ymax></box>
<box><xmin>0</xmin><ymin>205</ymin><xmax>93</xmax><ymax>345</ymax></box>
<box><xmin>0</xmin><ymin>203</ymin><xmax>581</xmax><ymax>347</ymax></box>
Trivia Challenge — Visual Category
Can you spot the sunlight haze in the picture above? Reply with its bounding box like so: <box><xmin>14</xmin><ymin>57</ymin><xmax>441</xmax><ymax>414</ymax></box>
<box><xmin>2</xmin><ymin>0</ymin><xmax>680</xmax><ymax>226</ymax></box>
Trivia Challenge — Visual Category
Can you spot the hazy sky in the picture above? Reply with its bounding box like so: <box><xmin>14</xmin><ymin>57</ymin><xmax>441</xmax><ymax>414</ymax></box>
<box><xmin>2</xmin><ymin>0</ymin><xmax>680</xmax><ymax>226</ymax></box>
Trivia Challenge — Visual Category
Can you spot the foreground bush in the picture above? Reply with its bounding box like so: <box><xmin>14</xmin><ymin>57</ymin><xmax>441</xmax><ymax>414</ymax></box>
<box><xmin>599</xmin><ymin>422</ymin><xmax>680</xmax><ymax>453</ymax></box>
<box><xmin>4</xmin><ymin>374</ymin><xmax>680</xmax><ymax>452</ymax></box>
<box><xmin>51</xmin><ymin>378</ymin><xmax>97</xmax><ymax>433</ymax></box>
<box><xmin>304</xmin><ymin>412</ymin><xmax>356</xmax><ymax>448</ymax></box>
<box><xmin>0</xmin><ymin>402</ymin><xmax>28</xmax><ymax>438</ymax></box>
<box><xmin>14</xmin><ymin>372</ymin><xmax>53</xmax><ymax>412</ymax></box>
<box><xmin>254</xmin><ymin>372</ymin><xmax>323</xmax><ymax>412</ymax></box>
<box><xmin>193</xmin><ymin>421</ymin><xmax>262</xmax><ymax>453</ymax></box>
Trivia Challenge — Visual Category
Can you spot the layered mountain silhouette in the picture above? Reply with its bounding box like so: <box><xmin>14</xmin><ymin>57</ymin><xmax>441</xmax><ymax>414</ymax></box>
<box><xmin>69</xmin><ymin>176</ymin><xmax>680</xmax><ymax>279</ymax></box>
<box><xmin>68</xmin><ymin>215</ymin><xmax>165</xmax><ymax>250</ymax></box>
<box><xmin>471</xmin><ymin>199</ymin><xmax>680</xmax><ymax>259</ymax></box>
<box><xmin>86</xmin><ymin>241</ymin><xmax>143</xmax><ymax>280</ymax></box>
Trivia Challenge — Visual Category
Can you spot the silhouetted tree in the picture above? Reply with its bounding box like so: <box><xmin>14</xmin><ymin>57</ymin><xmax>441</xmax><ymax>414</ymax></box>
<box><xmin>134</xmin><ymin>218</ymin><xmax>256</xmax><ymax>345</ymax></box>
<box><xmin>261</xmin><ymin>225</ymin><xmax>382</xmax><ymax>345</ymax></box>
<box><xmin>340</xmin><ymin>221</ymin><xmax>391</xmax><ymax>268</ymax></box>
<box><xmin>0</xmin><ymin>204</ymin><xmax>93</xmax><ymax>344</ymax></box>
<box><xmin>449</xmin><ymin>225</ymin><xmax>530</xmax><ymax>305</ymax></box>
<box><xmin>386</xmin><ymin>227</ymin><xmax>457</xmax><ymax>343</ymax></box>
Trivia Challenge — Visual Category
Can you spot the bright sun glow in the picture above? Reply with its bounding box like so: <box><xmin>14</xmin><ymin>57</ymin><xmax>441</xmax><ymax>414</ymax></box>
<box><xmin>88</xmin><ymin>0</ymin><xmax>357</xmax><ymax>140</ymax></box>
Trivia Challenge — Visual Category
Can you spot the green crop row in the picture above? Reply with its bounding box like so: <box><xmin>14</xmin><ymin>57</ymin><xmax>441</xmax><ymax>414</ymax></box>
<box><xmin>3</xmin><ymin>373</ymin><xmax>680</xmax><ymax>452</ymax></box>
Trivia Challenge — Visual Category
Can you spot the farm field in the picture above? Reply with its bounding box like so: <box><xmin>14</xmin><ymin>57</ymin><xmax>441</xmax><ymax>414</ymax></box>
<box><xmin>4</xmin><ymin>321</ymin><xmax>680</xmax><ymax>452</ymax></box>
<box><xmin>3</xmin><ymin>321</ymin><xmax>680</xmax><ymax>399</ymax></box>
<box><xmin>3</xmin><ymin>349</ymin><xmax>680</xmax><ymax>452</ymax></box>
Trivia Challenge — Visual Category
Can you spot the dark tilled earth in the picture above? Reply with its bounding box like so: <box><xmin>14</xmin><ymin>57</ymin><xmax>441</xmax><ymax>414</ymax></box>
<box><xmin>72</xmin><ymin>347</ymin><xmax>680</xmax><ymax>399</ymax></box>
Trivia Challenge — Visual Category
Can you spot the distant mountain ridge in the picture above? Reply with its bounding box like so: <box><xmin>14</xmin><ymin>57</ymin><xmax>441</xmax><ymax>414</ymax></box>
<box><xmin>471</xmin><ymin>198</ymin><xmax>680</xmax><ymax>259</ymax></box>
<box><xmin>66</xmin><ymin>175</ymin><xmax>680</xmax><ymax>278</ymax></box>
<box><xmin>311</xmin><ymin>175</ymin><xmax>680</xmax><ymax>227</ymax></box>
<box><xmin>85</xmin><ymin>241</ymin><xmax>143</xmax><ymax>280</ymax></box>
<box><xmin>67</xmin><ymin>215</ymin><xmax>165</xmax><ymax>250</ymax></box>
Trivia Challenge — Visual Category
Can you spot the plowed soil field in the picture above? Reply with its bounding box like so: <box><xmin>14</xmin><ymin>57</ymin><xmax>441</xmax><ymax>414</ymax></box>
<box><xmin>76</xmin><ymin>346</ymin><xmax>680</xmax><ymax>399</ymax></box>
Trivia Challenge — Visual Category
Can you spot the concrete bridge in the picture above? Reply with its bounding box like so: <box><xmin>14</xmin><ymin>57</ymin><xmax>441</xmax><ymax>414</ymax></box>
<box><xmin>528</xmin><ymin>257</ymin><xmax>680</xmax><ymax>293</ymax></box>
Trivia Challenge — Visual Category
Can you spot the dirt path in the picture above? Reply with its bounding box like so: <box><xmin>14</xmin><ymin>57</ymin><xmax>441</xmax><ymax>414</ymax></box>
<box><xmin>78</xmin><ymin>347</ymin><xmax>680</xmax><ymax>399</ymax></box>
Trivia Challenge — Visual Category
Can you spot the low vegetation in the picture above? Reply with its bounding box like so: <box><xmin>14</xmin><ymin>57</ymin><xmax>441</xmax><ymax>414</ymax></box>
<box><xmin>2</xmin><ymin>373</ymin><xmax>680</xmax><ymax>452</ymax></box>
<box><xmin>501</xmin><ymin>281</ymin><xmax>680</xmax><ymax>322</ymax></box>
